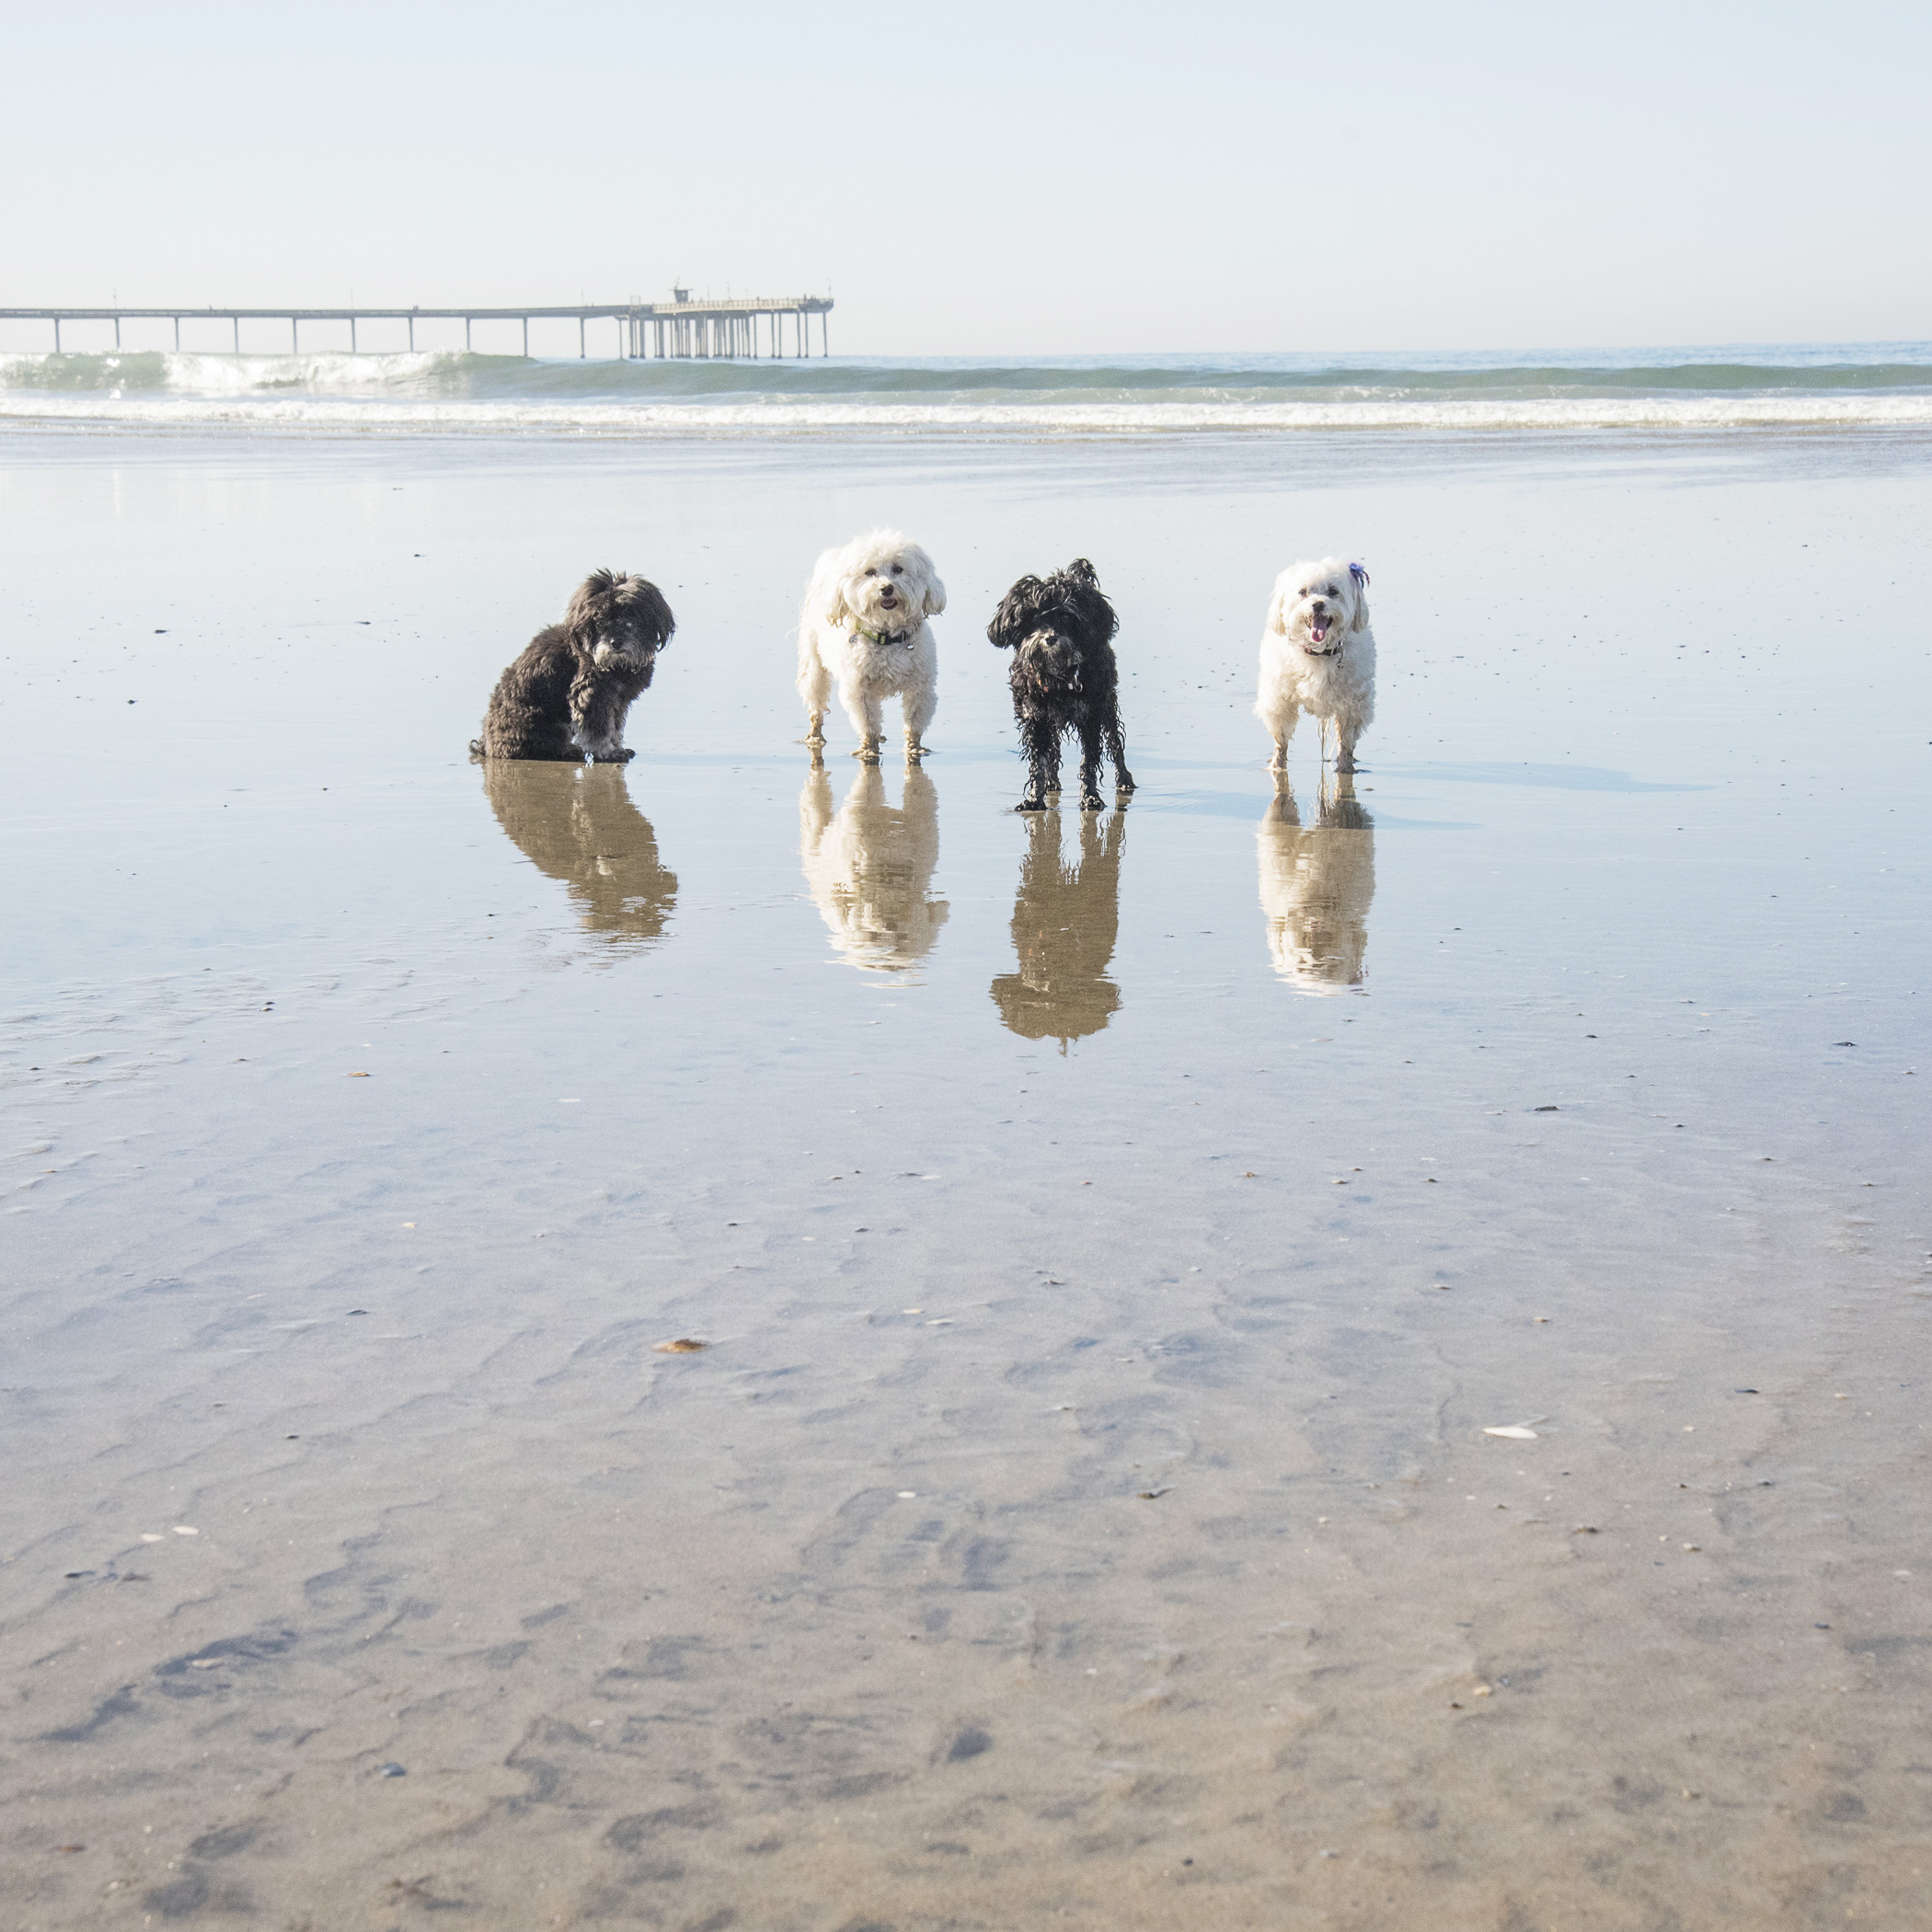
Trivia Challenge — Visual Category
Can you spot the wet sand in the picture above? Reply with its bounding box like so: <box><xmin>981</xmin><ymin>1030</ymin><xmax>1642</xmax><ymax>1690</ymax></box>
<box><xmin>4</xmin><ymin>429</ymin><xmax>1930</xmax><ymax>1928</ymax></box>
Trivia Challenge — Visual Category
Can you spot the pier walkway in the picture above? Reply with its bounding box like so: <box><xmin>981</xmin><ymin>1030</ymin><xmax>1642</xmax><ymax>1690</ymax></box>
<box><xmin>0</xmin><ymin>293</ymin><xmax>833</xmax><ymax>359</ymax></box>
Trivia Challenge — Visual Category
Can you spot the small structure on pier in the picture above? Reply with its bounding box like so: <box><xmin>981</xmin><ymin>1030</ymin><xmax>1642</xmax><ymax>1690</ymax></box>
<box><xmin>0</xmin><ymin>294</ymin><xmax>834</xmax><ymax>360</ymax></box>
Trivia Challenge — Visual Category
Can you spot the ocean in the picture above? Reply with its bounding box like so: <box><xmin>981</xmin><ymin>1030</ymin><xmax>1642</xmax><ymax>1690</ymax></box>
<box><xmin>4</xmin><ymin>341</ymin><xmax>1932</xmax><ymax>432</ymax></box>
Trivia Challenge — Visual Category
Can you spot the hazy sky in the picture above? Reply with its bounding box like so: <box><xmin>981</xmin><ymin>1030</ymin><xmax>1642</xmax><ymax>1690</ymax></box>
<box><xmin>8</xmin><ymin>0</ymin><xmax>1927</xmax><ymax>354</ymax></box>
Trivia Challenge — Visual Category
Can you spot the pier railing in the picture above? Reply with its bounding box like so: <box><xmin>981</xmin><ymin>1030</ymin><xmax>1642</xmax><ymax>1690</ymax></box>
<box><xmin>0</xmin><ymin>296</ymin><xmax>834</xmax><ymax>360</ymax></box>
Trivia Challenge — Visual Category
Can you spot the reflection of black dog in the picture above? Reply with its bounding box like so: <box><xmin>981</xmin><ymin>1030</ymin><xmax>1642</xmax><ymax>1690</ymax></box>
<box><xmin>987</xmin><ymin>558</ymin><xmax>1134</xmax><ymax>811</ymax></box>
<box><xmin>481</xmin><ymin>760</ymin><xmax>677</xmax><ymax>947</ymax></box>
<box><xmin>989</xmin><ymin>807</ymin><xmax>1126</xmax><ymax>1045</ymax></box>
<box><xmin>471</xmin><ymin>569</ymin><xmax>674</xmax><ymax>763</ymax></box>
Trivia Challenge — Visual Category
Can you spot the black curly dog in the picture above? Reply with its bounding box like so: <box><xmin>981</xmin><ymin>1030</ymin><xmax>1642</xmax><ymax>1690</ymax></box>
<box><xmin>986</xmin><ymin>558</ymin><xmax>1135</xmax><ymax>811</ymax></box>
<box><xmin>471</xmin><ymin>569</ymin><xmax>675</xmax><ymax>763</ymax></box>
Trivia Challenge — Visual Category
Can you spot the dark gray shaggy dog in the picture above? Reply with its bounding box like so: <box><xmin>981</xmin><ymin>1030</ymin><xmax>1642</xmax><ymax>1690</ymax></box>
<box><xmin>470</xmin><ymin>569</ymin><xmax>675</xmax><ymax>763</ymax></box>
<box><xmin>987</xmin><ymin>558</ymin><xmax>1134</xmax><ymax>812</ymax></box>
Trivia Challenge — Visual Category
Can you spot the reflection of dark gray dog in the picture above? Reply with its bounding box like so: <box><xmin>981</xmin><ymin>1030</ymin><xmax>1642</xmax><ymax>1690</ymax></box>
<box><xmin>987</xmin><ymin>558</ymin><xmax>1134</xmax><ymax>812</ymax></box>
<box><xmin>471</xmin><ymin>569</ymin><xmax>674</xmax><ymax>763</ymax></box>
<box><xmin>481</xmin><ymin>760</ymin><xmax>677</xmax><ymax>947</ymax></box>
<box><xmin>990</xmin><ymin>807</ymin><xmax>1126</xmax><ymax>1045</ymax></box>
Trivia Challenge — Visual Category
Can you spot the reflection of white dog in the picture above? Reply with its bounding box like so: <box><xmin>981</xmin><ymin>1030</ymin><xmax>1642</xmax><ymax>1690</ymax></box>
<box><xmin>1256</xmin><ymin>557</ymin><xmax>1375</xmax><ymax>774</ymax></box>
<box><xmin>799</xmin><ymin>763</ymin><xmax>949</xmax><ymax>973</ymax></box>
<box><xmin>797</xmin><ymin>529</ymin><xmax>946</xmax><ymax>762</ymax></box>
<box><xmin>1257</xmin><ymin>775</ymin><xmax>1374</xmax><ymax>994</ymax></box>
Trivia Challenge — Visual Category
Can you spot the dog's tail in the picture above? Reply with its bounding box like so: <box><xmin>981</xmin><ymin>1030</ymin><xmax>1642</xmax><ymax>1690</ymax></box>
<box><xmin>796</xmin><ymin>573</ymin><xmax>835</xmax><ymax>700</ymax></box>
<box><xmin>795</xmin><ymin>612</ymin><xmax>822</xmax><ymax>696</ymax></box>
<box><xmin>797</xmin><ymin>545</ymin><xmax>849</xmax><ymax>697</ymax></box>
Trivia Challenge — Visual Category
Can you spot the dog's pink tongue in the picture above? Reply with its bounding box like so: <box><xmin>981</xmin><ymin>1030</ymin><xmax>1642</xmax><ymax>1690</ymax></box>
<box><xmin>1310</xmin><ymin>620</ymin><xmax>1329</xmax><ymax>644</ymax></box>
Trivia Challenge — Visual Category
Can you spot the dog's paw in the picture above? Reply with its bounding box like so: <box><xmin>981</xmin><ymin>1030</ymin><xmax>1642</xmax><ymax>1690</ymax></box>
<box><xmin>1115</xmin><ymin>775</ymin><xmax>1136</xmax><ymax>794</ymax></box>
<box><xmin>1080</xmin><ymin>792</ymin><xmax>1104</xmax><ymax>811</ymax></box>
<box><xmin>1016</xmin><ymin>798</ymin><xmax>1047</xmax><ymax>813</ymax></box>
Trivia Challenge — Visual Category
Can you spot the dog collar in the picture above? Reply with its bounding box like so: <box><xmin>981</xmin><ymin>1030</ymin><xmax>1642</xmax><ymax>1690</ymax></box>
<box><xmin>854</xmin><ymin>623</ymin><xmax>911</xmax><ymax>646</ymax></box>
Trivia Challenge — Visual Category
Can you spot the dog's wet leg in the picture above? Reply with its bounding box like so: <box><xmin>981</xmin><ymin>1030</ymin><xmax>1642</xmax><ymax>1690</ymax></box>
<box><xmin>1262</xmin><ymin>704</ymin><xmax>1297</xmax><ymax>771</ymax></box>
<box><xmin>1105</xmin><ymin>717</ymin><xmax>1135</xmax><ymax>794</ymax></box>
<box><xmin>903</xmin><ymin>683</ymin><xmax>937</xmax><ymax>762</ymax></box>
<box><xmin>840</xmin><ymin>685</ymin><xmax>883</xmax><ymax>763</ymax></box>
<box><xmin>1018</xmin><ymin>715</ymin><xmax>1058</xmax><ymax>812</ymax></box>
<box><xmin>569</xmin><ymin>676</ymin><xmax>635</xmax><ymax>764</ymax></box>
<box><xmin>799</xmin><ymin>639</ymin><xmax>833</xmax><ymax>748</ymax></box>
<box><xmin>1077</xmin><ymin>720</ymin><xmax>1105</xmax><ymax>811</ymax></box>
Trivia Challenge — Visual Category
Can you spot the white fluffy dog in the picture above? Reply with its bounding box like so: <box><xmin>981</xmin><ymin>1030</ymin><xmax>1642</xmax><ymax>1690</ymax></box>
<box><xmin>1255</xmin><ymin>557</ymin><xmax>1375</xmax><ymax>774</ymax></box>
<box><xmin>797</xmin><ymin>529</ymin><xmax>947</xmax><ymax>762</ymax></box>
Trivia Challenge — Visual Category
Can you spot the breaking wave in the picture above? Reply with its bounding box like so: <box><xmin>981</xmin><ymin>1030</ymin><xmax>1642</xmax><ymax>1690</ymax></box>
<box><xmin>4</xmin><ymin>344</ymin><xmax>1930</xmax><ymax>434</ymax></box>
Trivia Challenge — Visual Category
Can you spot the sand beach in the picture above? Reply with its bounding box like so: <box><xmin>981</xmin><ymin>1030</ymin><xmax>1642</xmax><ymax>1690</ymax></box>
<box><xmin>4</xmin><ymin>418</ymin><xmax>1930</xmax><ymax>1927</ymax></box>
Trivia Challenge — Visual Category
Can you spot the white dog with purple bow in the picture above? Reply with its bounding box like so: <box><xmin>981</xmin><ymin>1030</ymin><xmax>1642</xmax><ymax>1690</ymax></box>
<box><xmin>1255</xmin><ymin>557</ymin><xmax>1375</xmax><ymax>774</ymax></box>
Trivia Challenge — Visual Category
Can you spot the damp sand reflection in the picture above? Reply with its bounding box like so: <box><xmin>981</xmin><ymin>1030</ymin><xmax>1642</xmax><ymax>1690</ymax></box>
<box><xmin>481</xmin><ymin>759</ymin><xmax>678</xmax><ymax>947</ymax></box>
<box><xmin>799</xmin><ymin>760</ymin><xmax>949</xmax><ymax>974</ymax></box>
<box><xmin>1257</xmin><ymin>772</ymin><xmax>1374</xmax><ymax>993</ymax></box>
<box><xmin>991</xmin><ymin>806</ymin><xmax>1127</xmax><ymax>1046</ymax></box>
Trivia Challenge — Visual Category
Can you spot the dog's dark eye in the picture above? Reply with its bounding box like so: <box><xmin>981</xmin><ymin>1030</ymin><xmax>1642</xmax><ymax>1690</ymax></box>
<box><xmin>890</xmin><ymin>564</ymin><xmax>903</xmax><ymax>575</ymax></box>
<box><xmin>861</xmin><ymin>568</ymin><xmax>876</xmax><ymax>578</ymax></box>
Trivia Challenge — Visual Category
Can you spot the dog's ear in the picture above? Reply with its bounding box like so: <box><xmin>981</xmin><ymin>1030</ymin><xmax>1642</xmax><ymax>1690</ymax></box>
<box><xmin>566</xmin><ymin>569</ymin><xmax>618</xmax><ymax>646</ymax></box>
<box><xmin>1265</xmin><ymin>574</ymin><xmax>1293</xmax><ymax>637</ymax></box>
<box><xmin>1348</xmin><ymin>562</ymin><xmax>1372</xmax><ymax>633</ymax></box>
<box><xmin>1063</xmin><ymin>560</ymin><xmax>1119</xmax><ymax>639</ymax></box>
<box><xmin>986</xmin><ymin>594</ymin><xmax>1018</xmax><ymax>650</ymax></box>
<box><xmin>914</xmin><ymin>548</ymin><xmax>947</xmax><ymax>618</ymax></box>
<box><xmin>986</xmin><ymin>576</ymin><xmax>1040</xmax><ymax>650</ymax></box>
<box><xmin>564</xmin><ymin>564</ymin><xmax>618</xmax><ymax>633</ymax></box>
<box><xmin>817</xmin><ymin>558</ymin><xmax>855</xmax><ymax>630</ymax></box>
<box><xmin>628</xmin><ymin>579</ymin><xmax>676</xmax><ymax>650</ymax></box>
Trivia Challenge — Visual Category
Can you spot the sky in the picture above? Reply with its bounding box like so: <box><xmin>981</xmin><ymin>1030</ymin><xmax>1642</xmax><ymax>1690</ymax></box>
<box><xmin>6</xmin><ymin>0</ymin><xmax>1928</xmax><ymax>355</ymax></box>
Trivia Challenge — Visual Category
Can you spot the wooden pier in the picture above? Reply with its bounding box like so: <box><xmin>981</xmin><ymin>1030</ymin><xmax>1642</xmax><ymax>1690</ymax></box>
<box><xmin>0</xmin><ymin>292</ymin><xmax>834</xmax><ymax>360</ymax></box>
